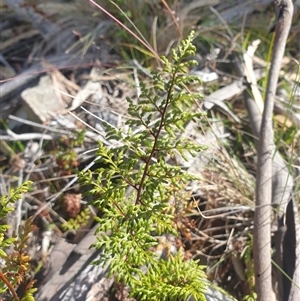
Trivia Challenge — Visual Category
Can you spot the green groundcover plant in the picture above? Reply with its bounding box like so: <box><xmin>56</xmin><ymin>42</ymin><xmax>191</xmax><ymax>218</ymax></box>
<box><xmin>79</xmin><ymin>31</ymin><xmax>208</xmax><ymax>301</ymax></box>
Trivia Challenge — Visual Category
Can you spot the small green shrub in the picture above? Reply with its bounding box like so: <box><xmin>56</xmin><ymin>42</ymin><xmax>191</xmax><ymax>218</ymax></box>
<box><xmin>0</xmin><ymin>181</ymin><xmax>36</xmax><ymax>301</ymax></box>
<box><xmin>79</xmin><ymin>31</ymin><xmax>208</xmax><ymax>301</ymax></box>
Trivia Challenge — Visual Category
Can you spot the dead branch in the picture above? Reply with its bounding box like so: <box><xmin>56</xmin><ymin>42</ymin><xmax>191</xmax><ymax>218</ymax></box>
<box><xmin>254</xmin><ymin>1</ymin><xmax>294</xmax><ymax>301</ymax></box>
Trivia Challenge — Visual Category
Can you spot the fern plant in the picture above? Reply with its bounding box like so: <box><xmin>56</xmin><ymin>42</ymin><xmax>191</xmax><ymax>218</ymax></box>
<box><xmin>0</xmin><ymin>181</ymin><xmax>37</xmax><ymax>301</ymax></box>
<box><xmin>79</xmin><ymin>31</ymin><xmax>208</xmax><ymax>301</ymax></box>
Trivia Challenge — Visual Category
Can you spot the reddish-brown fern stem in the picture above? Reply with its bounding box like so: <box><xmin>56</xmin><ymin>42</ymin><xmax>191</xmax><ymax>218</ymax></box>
<box><xmin>0</xmin><ymin>272</ymin><xmax>20</xmax><ymax>301</ymax></box>
<box><xmin>135</xmin><ymin>72</ymin><xmax>177</xmax><ymax>205</ymax></box>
